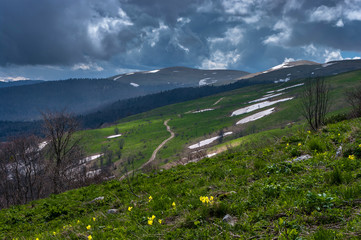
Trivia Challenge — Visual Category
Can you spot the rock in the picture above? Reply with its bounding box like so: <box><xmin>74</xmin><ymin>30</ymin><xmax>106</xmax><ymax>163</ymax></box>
<box><xmin>289</xmin><ymin>154</ymin><xmax>312</xmax><ymax>163</ymax></box>
<box><xmin>107</xmin><ymin>209</ymin><xmax>118</xmax><ymax>214</ymax></box>
<box><xmin>222</xmin><ymin>214</ymin><xmax>237</xmax><ymax>226</ymax></box>
<box><xmin>336</xmin><ymin>145</ymin><xmax>342</xmax><ymax>158</ymax></box>
<box><xmin>91</xmin><ymin>196</ymin><xmax>104</xmax><ymax>203</ymax></box>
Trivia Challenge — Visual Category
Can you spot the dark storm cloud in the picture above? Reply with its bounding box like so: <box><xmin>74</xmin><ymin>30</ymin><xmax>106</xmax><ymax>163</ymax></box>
<box><xmin>0</xmin><ymin>0</ymin><xmax>361</xmax><ymax>72</ymax></box>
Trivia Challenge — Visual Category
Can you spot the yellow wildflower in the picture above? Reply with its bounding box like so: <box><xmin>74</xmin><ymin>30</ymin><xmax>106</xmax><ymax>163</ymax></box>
<box><xmin>128</xmin><ymin>206</ymin><xmax>133</xmax><ymax>212</ymax></box>
<box><xmin>52</xmin><ymin>232</ymin><xmax>57</xmax><ymax>236</ymax></box>
<box><xmin>149</xmin><ymin>196</ymin><xmax>153</xmax><ymax>202</ymax></box>
<box><xmin>36</xmin><ymin>238</ymin><xmax>39</xmax><ymax>240</ymax></box>
<box><xmin>307</xmin><ymin>131</ymin><xmax>311</xmax><ymax>134</ymax></box>
<box><xmin>158</xmin><ymin>219</ymin><xmax>162</xmax><ymax>224</ymax></box>
<box><xmin>359</xmin><ymin>144</ymin><xmax>361</xmax><ymax>148</ymax></box>
<box><xmin>147</xmin><ymin>215</ymin><xmax>155</xmax><ymax>225</ymax></box>
<box><xmin>86</xmin><ymin>225</ymin><xmax>91</xmax><ymax>230</ymax></box>
<box><xmin>172</xmin><ymin>202</ymin><xmax>176</xmax><ymax>208</ymax></box>
<box><xmin>88</xmin><ymin>235</ymin><xmax>92</xmax><ymax>240</ymax></box>
<box><xmin>338</xmin><ymin>133</ymin><xmax>340</xmax><ymax>136</ymax></box>
<box><xmin>93</xmin><ymin>217</ymin><xmax>96</xmax><ymax>221</ymax></box>
<box><xmin>349</xmin><ymin>155</ymin><xmax>355</xmax><ymax>160</ymax></box>
<box><xmin>298</xmin><ymin>143</ymin><xmax>302</xmax><ymax>146</ymax></box>
<box><xmin>77</xmin><ymin>220</ymin><xmax>80</xmax><ymax>224</ymax></box>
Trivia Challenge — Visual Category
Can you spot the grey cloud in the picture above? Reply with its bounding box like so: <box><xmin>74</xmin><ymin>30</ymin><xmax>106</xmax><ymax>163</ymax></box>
<box><xmin>0</xmin><ymin>0</ymin><xmax>360</xmax><ymax>75</ymax></box>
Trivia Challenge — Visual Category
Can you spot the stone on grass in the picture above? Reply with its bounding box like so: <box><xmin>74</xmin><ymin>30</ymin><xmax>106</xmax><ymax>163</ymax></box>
<box><xmin>107</xmin><ymin>209</ymin><xmax>118</xmax><ymax>214</ymax></box>
<box><xmin>223</xmin><ymin>214</ymin><xmax>237</xmax><ymax>226</ymax></box>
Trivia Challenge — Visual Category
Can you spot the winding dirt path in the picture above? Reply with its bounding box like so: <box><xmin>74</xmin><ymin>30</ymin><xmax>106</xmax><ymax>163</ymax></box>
<box><xmin>141</xmin><ymin>119</ymin><xmax>174</xmax><ymax>168</ymax></box>
<box><xmin>119</xmin><ymin>119</ymin><xmax>174</xmax><ymax>180</ymax></box>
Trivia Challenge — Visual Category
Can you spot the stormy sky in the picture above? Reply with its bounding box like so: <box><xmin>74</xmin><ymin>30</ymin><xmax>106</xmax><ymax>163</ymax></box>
<box><xmin>0</xmin><ymin>0</ymin><xmax>361</xmax><ymax>81</ymax></box>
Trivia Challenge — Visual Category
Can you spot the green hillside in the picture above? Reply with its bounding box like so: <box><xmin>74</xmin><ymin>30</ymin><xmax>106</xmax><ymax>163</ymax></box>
<box><xmin>1</xmin><ymin>117</ymin><xmax>361</xmax><ymax>239</ymax></box>
<box><xmin>78</xmin><ymin>69</ymin><xmax>361</xmax><ymax>173</ymax></box>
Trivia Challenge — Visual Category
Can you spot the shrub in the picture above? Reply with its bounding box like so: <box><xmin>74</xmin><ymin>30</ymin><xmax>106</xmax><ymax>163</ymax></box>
<box><xmin>307</xmin><ymin>138</ymin><xmax>327</xmax><ymax>153</ymax></box>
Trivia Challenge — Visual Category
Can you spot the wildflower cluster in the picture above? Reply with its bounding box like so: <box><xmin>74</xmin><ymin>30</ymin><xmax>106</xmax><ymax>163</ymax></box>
<box><xmin>147</xmin><ymin>215</ymin><xmax>156</xmax><ymax>225</ymax></box>
<box><xmin>200</xmin><ymin>196</ymin><xmax>214</xmax><ymax>205</ymax></box>
<box><xmin>128</xmin><ymin>206</ymin><xmax>133</xmax><ymax>212</ymax></box>
<box><xmin>349</xmin><ymin>155</ymin><xmax>355</xmax><ymax>160</ymax></box>
<box><xmin>148</xmin><ymin>196</ymin><xmax>153</xmax><ymax>202</ymax></box>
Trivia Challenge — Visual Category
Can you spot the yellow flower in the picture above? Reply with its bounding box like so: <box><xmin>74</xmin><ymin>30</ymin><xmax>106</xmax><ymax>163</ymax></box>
<box><xmin>148</xmin><ymin>219</ymin><xmax>153</xmax><ymax>225</ymax></box>
<box><xmin>93</xmin><ymin>217</ymin><xmax>96</xmax><ymax>221</ymax></box>
<box><xmin>36</xmin><ymin>238</ymin><xmax>39</xmax><ymax>240</ymax></box>
<box><xmin>338</xmin><ymin>133</ymin><xmax>341</xmax><ymax>136</ymax></box>
<box><xmin>149</xmin><ymin>196</ymin><xmax>153</xmax><ymax>202</ymax></box>
<box><xmin>88</xmin><ymin>235</ymin><xmax>92</xmax><ymax>240</ymax></box>
<box><xmin>77</xmin><ymin>220</ymin><xmax>80</xmax><ymax>224</ymax></box>
<box><xmin>52</xmin><ymin>232</ymin><xmax>57</xmax><ymax>236</ymax></box>
<box><xmin>128</xmin><ymin>206</ymin><xmax>133</xmax><ymax>212</ymax></box>
<box><xmin>151</xmin><ymin>215</ymin><xmax>156</xmax><ymax>220</ymax></box>
<box><xmin>349</xmin><ymin>155</ymin><xmax>355</xmax><ymax>160</ymax></box>
<box><xmin>359</xmin><ymin>144</ymin><xmax>361</xmax><ymax>148</ymax></box>
<box><xmin>307</xmin><ymin>131</ymin><xmax>311</xmax><ymax>134</ymax></box>
<box><xmin>158</xmin><ymin>219</ymin><xmax>162</xmax><ymax>224</ymax></box>
<box><xmin>86</xmin><ymin>225</ymin><xmax>91</xmax><ymax>230</ymax></box>
<box><xmin>287</xmin><ymin>143</ymin><xmax>289</xmax><ymax>146</ymax></box>
<box><xmin>172</xmin><ymin>202</ymin><xmax>176</xmax><ymax>208</ymax></box>
<box><xmin>298</xmin><ymin>143</ymin><xmax>302</xmax><ymax>146</ymax></box>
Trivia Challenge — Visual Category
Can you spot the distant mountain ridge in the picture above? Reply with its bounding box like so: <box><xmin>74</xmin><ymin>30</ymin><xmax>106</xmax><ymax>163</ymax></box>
<box><xmin>238</xmin><ymin>59</ymin><xmax>361</xmax><ymax>83</ymax></box>
<box><xmin>0</xmin><ymin>67</ymin><xmax>249</xmax><ymax>121</ymax></box>
<box><xmin>0</xmin><ymin>80</ymin><xmax>43</xmax><ymax>88</ymax></box>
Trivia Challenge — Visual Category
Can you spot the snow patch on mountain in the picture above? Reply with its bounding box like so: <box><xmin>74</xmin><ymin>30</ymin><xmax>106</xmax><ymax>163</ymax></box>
<box><xmin>248</xmin><ymin>93</ymin><xmax>284</xmax><ymax>103</ymax></box>
<box><xmin>231</xmin><ymin>97</ymin><xmax>294</xmax><ymax>117</ymax></box>
<box><xmin>130</xmin><ymin>82</ymin><xmax>139</xmax><ymax>87</ymax></box>
<box><xmin>236</xmin><ymin>108</ymin><xmax>275</xmax><ymax>125</ymax></box>
<box><xmin>189</xmin><ymin>132</ymin><xmax>233</xmax><ymax>149</ymax></box>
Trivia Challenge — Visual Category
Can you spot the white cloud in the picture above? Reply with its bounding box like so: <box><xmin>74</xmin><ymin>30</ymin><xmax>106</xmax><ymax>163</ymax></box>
<box><xmin>284</xmin><ymin>0</ymin><xmax>303</xmax><ymax>12</ymax></box>
<box><xmin>177</xmin><ymin>17</ymin><xmax>191</xmax><ymax>25</ymax></box>
<box><xmin>72</xmin><ymin>62</ymin><xmax>104</xmax><ymax>71</ymax></box>
<box><xmin>335</xmin><ymin>19</ymin><xmax>344</xmax><ymax>27</ymax></box>
<box><xmin>302</xmin><ymin>44</ymin><xmax>318</xmax><ymax>56</ymax></box>
<box><xmin>222</xmin><ymin>0</ymin><xmax>254</xmax><ymax>15</ymax></box>
<box><xmin>209</xmin><ymin>27</ymin><xmax>243</xmax><ymax>46</ymax></box>
<box><xmin>0</xmin><ymin>76</ymin><xmax>30</xmax><ymax>82</ymax></box>
<box><xmin>143</xmin><ymin>22</ymin><xmax>169</xmax><ymax>47</ymax></box>
<box><xmin>323</xmin><ymin>49</ymin><xmax>343</xmax><ymax>63</ymax></box>
<box><xmin>344</xmin><ymin>9</ymin><xmax>361</xmax><ymax>21</ymax></box>
<box><xmin>87</xmin><ymin>7</ymin><xmax>133</xmax><ymax>49</ymax></box>
<box><xmin>309</xmin><ymin>5</ymin><xmax>341</xmax><ymax>22</ymax></box>
<box><xmin>263</xmin><ymin>20</ymin><xmax>292</xmax><ymax>45</ymax></box>
<box><xmin>283</xmin><ymin>57</ymin><xmax>295</xmax><ymax>63</ymax></box>
<box><xmin>177</xmin><ymin>43</ymin><xmax>190</xmax><ymax>53</ymax></box>
<box><xmin>200</xmin><ymin>50</ymin><xmax>241</xmax><ymax>69</ymax></box>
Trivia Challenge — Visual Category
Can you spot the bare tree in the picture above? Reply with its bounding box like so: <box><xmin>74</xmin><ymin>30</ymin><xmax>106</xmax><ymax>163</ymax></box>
<box><xmin>301</xmin><ymin>77</ymin><xmax>330</xmax><ymax>131</ymax></box>
<box><xmin>347</xmin><ymin>84</ymin><xmax>361</xmax><ymax>118</ymax></box>
<box><xmin>0</xmin><ymin>135</ymin><xmax>45</xmax><ymax>208</ymax></box>
<box><xmin>42</xmin><ymin>111</ymin><xmax>84</xmax><ymax>194</ymax></box>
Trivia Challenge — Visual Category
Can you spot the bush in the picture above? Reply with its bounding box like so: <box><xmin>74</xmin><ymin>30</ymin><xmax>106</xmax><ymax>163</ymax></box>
<box><xmin>307</xmin><ymin>137</ymin><xmax>327</xmax><ymax>153</ymax></box>
<box><xmin>324</xmin><ymin>113</ymin><xmax>348</xmax><ymax>125</ymax></box>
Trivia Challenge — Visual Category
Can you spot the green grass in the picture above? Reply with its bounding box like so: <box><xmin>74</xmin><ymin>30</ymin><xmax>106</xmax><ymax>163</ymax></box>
<box><xmin>76</xmin><ymin>69</ymin><xmax>361</xmax><ymax>172</ymax></box>
<box><xmin>2</xmin><ymin>118</ymin><xmax>361</xmax><ymax>239</ymax></box>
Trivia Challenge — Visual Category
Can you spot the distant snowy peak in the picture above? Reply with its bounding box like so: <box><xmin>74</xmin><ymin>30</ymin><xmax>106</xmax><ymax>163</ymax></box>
<box><xmin>143</xmin><ymin>69</ymin><xmax>160</xmax><ymax>74</ymax></box>
<box><xmin>268</xmin><ymin>60</ymin><xmax>320</xmax><ymax>72</ymax></box>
